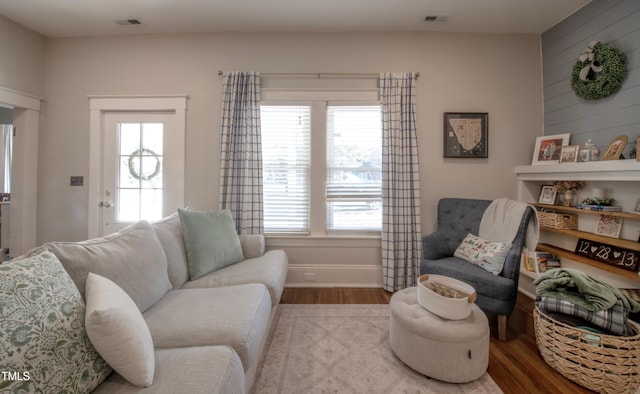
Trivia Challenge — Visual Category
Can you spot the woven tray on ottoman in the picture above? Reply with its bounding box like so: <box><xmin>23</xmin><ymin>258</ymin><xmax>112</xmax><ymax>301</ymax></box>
<box><xmin>533</xmin><ymin>306</ymin><xmax>640</xmax><ymax>394</ymax></box>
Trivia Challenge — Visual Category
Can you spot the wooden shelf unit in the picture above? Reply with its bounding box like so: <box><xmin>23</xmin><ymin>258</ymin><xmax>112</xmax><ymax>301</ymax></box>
<box><xmin>516</xmin><ymin>160</ymin><xmax>640</xmax><ymax>289</ymax></box>
<box><xmin>532</xmin><ymin>203</ymin><xmax>640</xmax><ymax>220</ymax></box>
<box><xmin>540</xmin><ymin>226</ymin><xmax>640</xmax><ymax>251</ymax></box>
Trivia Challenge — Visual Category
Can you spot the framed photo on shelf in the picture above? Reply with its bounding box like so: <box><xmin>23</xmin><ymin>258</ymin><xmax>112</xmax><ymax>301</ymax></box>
<box><xmin>538</xmin><ymin>185</ymin><xmax>557</xmax><ymax>205</ymax></box>
<box><xmin>602</xmin><ymin>135</ymin><xmax>628</xmax><ymax>161</ymax></box>
<box><xmin>443</xmin><ymin>112</ymin><xmax>488</xmax><ymax>158</ymax></box>
<box><xmin>594</xmin><ymin>215</ymin><xmax>623</xmax><ymax>238</ymax></box>
<box><xmin>531</xmin><ymin>133</ymin><xmax>570</xmax><ymax>165</ymax></box>
<box><xmin>559</xmin><ymin>145</ymin><xmax>579</xmax><ymax>163</ymax></box>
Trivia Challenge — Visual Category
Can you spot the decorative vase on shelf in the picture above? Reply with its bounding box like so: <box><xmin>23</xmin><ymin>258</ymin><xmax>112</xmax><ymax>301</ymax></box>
<box><xmin>559</xmin><ymin>191</ymin><xmax>576</xmax><ymax>207</ymax></box>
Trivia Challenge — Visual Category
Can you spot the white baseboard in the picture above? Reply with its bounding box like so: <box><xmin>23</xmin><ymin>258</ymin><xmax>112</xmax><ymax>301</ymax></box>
<box><xmin>285</xmin><ymin>264</ymin><xmax>382</xmax><ymax>288</ymax></box>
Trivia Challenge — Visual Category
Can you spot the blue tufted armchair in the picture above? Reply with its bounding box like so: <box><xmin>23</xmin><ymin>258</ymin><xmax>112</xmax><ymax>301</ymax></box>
<box><xmin>420</xmin><ymin>198</ymin><xmax>534</xmax><ymax>341</ymax></box>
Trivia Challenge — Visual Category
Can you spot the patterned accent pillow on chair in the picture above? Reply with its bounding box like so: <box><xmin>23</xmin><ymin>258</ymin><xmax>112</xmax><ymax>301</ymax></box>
<box><xmin>0</xmin><ymin>251</ymin><xmax>111</xmax><ymax>392</ymax></box>
<box><xmin>454</xmin><ymin>233</ymin><xmax>511</xmax><ymax>275</ymax></box>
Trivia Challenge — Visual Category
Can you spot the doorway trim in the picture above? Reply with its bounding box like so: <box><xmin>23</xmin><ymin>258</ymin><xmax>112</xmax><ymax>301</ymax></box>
<box><xmin>88</xmin><ymin>95</ymin><xmax>188</xmax><ymax>238</ymax></box>
<box><xmin>0</xmin><ymin>85</ymin><xmax>42</xmax><ymax>257</ymax></box>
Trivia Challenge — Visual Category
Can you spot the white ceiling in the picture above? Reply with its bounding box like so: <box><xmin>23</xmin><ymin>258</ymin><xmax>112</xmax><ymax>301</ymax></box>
<box><xmin>0</xmin><ymin>0</ymin><xmax>591</xmax><ymax>38</ymax></box>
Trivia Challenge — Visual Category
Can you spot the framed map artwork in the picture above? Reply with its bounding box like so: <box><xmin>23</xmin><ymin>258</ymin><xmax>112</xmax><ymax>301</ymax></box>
<box><xmin>443</xmin><ymin>112</ymin><xmax>488</xmax><ymax>158</ymax></box>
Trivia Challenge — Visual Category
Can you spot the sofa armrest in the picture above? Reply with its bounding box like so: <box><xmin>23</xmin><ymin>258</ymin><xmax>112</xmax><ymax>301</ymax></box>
<box><xmin>239</xmin><ymin>234</ymin><xmax>265</xmax><ymax>259</ymax></box>
<box><xmin>422</xmin><ymin>232</ymin><xmax>453</xmax><ymax>260</ymax></box>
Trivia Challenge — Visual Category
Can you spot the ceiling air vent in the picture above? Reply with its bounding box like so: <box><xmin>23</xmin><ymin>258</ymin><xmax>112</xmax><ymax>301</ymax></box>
<box><xmin>115</xmin><ymin>18</ymin><xmax>143</xmax><ymax>26</ymax></box>
<box><xmin>424</xmin><ymin>16</ymin><xmax>449</xmax><ymax>23</ymax></box>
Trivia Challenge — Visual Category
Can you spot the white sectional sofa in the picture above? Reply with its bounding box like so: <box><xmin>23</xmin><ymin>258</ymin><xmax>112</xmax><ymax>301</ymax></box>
<box><xmin>0</xmin><ymin>210</ymin><xmax>288</xmax><ymax>393</ymax></box>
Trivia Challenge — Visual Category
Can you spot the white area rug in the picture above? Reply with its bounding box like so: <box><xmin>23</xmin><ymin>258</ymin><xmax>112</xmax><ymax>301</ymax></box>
<box><xmin>252</xmin><ymin>304</ymin><xmax>502</xmax><ymax>393</ymax></box>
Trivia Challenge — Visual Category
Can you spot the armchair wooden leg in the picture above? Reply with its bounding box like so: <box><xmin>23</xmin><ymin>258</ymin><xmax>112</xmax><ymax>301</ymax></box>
<box><xmin>498</xmin><ymin>314</ymin><xmax>508</xmax><ymax>342</ymax></box>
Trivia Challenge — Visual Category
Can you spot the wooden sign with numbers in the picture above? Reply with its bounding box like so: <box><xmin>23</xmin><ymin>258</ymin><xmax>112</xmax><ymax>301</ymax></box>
<box><xmin>574</xmin><ymin>238</ymin><xmax>640</xmax><ymax>272</ymax></box>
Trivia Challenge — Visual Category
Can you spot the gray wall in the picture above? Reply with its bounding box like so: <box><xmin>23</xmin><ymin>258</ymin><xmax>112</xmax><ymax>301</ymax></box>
<box><xmin>542</xmin><ymin>0</ymin><xmax>640</xmax><ymax>157</ymax></box>
<box><xmin>0</xmin><ymin>107</ymin><xmax>12</xmax><ymax>124</ymax></box>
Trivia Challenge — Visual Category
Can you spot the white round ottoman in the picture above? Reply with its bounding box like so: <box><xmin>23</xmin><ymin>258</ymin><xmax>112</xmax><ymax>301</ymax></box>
<box><xmin>389</xmin><ymin>287</ymin><xmax>490</xmax><ymax>383</ymax></box>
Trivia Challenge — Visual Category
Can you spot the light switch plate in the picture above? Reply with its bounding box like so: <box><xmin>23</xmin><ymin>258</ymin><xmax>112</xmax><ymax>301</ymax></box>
<box><xmin>70</xmin><ymin>176</ymin><xmax>84</xmax><ymax>186</ymax></box>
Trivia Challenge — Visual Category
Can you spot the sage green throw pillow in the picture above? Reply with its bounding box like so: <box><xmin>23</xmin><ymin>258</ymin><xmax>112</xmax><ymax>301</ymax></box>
<box><xmin>178</xmin><ymin>209</ymin><xmax>244</xmax><ymax>280</ymax></box>
<box><xmin>0</xmin><ymin>251</ymin><xmax>112</xmax><ymax>393</ymax></box>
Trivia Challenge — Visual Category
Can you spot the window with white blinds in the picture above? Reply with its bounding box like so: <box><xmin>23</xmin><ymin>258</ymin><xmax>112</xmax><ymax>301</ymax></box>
<box><xmin>326</xmin><ymin>105</ymin><xmax>382</xmax><ymax>231</ymax></box>
<box><xmin>260</xmin><ymin>105</ymin><xmax>311</xmax><ymax>233</ymax></box>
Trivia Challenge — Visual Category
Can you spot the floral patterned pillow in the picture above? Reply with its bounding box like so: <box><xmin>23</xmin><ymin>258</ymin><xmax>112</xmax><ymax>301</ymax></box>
<box><xmin>454</xmin><ymin>233</ymin><xmax>512</xmax><ymax>275</ymax></box>
<box><xmin>0</xmin><ymin>251</ymin><xmax>112</xmax><ymax>392</ymax></box>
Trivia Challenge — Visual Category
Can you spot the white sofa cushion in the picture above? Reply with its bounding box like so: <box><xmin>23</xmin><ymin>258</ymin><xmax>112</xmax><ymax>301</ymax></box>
<box><xmin>182</xmin><ymin>250</ymin><xmax>288</xmax><ymax>307</ymax></box>
<box><xmin>0</xmin><ymin>251</ymin><xmax>111</xmax><ymax>392</ymax></box>
<box><xmin>85</xmin><ymin>273</ymin><xmax>155</xmax><ymax>387</ymax></box>
<box><xmin>94</xmin><ymin>346</ymin><xmax>245</xmax><ymax>394</ymax></box>
<box><xmin>34</xmin><ymin>221</ymin><xmax>172</xmax><ymax>312</ymax></box>
<box><xmin>143</xmin><ymin>284</ymin><xmax>271</xmax><ymax>372</ymax></box>
<box><xmin>152</xmin><ymin>212</ymin><xmax>271</xmax><ymax>290</ymax></box>
<box><xmin>238</xmin><ymin>234</ymin><xmax>265</xmax><ymax>260</ymax></box>
<box><xmin>151</xmin><ymin>212</ymin><xmax>190</xmax><ymax>289</ymax></box>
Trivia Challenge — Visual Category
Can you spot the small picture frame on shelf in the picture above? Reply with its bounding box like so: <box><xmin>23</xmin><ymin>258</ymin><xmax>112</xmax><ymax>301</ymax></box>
<box><xmin>538</xmin><ymin>185</ymin><xmax>557</xmax><ymax>205</ymax></box>
<box><xmin>634</xmin><ymin>198</ymin><xmax>640</xmax><ymax>214</ymax></box>
<box><xmin>602</xmin><ymin>135</ymin><xmax>628</xmax><ymax>161</ymax></box>
<box><xmin>594</xmin><ymin>215</ymin><xmax>623</xmax><ymax>238</ymax></box>
<box><xmin>559</xmin><ymin>145</ymin><xmax>579</xmax><ymax>163</ymax></box>
<box><xmin>531</xmin><ymin>133</ymin><xmax>570</xmax><ymax>165</ymax></box>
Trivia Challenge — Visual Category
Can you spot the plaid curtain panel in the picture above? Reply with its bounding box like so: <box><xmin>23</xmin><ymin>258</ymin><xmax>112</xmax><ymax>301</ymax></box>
<box><xmin>219</xmin><ymin>71</ymin><xmax>264</xmax><ymax>234</ymax></box>
<box><xmin>380</xmin><ymin>72</ymin><xmax>423</xmax><ymax>292</ymax></box>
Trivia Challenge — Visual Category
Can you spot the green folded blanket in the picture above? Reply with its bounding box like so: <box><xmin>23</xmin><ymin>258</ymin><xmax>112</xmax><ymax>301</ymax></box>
<box><xmin>533</xmin><ymin>268</ymin><xmax>640</xmax><ymax>313</ymax></box>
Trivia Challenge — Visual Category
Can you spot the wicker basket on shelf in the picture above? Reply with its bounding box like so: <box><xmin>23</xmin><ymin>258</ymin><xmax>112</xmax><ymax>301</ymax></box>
<box><xmin>538</xmin><ymin>211</ymin><xmax>578</xmax><ymax>230</ymax></box>
<box><xmin>534</xmin><ymin>307</ymin><xmax>640</xmax><ymax>394</ymax></box>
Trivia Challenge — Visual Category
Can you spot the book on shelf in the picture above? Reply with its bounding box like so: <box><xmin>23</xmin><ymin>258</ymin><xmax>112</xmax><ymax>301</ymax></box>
<box><xmin>574</xmin><ymin>203</ymin><xmax>623</xmax><ymax>212</ymax></box>
<box><xmin>546</xmin><ymin>258</ymin><xmax>560</xmax><ymax>270</ymax></box>
<box><xmin>522</xmin><ymin>249</ymin><xmax>558</xmax><ymax>274</ymax></box>
<box><xmin>522</xmin><ymin>248</ymin><xmax>536</xmax><ymax>273</ymax></box>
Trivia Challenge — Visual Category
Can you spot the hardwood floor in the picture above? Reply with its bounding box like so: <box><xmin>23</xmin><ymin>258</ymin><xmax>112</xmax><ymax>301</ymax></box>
<box><xmin>280</xmin><ymin>287</ymin><xmax>592</xmax><ymax>394</ymax></box>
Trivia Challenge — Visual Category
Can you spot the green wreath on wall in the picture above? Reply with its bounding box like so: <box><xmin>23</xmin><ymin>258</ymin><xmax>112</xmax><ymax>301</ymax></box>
<box><xmin>571</xmin><ymin>40</ymin><xmax>626</xmax><ymax>100</ymax></box>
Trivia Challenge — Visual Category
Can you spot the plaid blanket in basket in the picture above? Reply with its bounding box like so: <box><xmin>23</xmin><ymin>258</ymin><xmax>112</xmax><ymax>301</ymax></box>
<box><xmin>536</xmin><ymin>296</ymin><xmax>633</xmax><ymax>336</ymax></box>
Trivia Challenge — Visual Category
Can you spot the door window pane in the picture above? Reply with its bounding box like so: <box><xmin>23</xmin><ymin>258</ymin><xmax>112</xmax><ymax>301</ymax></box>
<box><xmin>117</xmin><ymin>122</ymin><xmax>164</xmax><ymax>222</ymax></box>
<box><xmin>117</xmin><ymin>189</ymin><xmax>140</xmax><ymax>222</ymax></box>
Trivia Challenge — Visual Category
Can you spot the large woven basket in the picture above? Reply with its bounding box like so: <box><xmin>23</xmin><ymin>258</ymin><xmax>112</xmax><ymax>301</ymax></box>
<box><xmin>534</xmin><ymin>307</ymin><xmax>640</xmax><ymax>393</ymax></box>
<box><xmin>538</xmin><ymin>211</ymin><xmax>578</xmax><ymax>229</ymax></box>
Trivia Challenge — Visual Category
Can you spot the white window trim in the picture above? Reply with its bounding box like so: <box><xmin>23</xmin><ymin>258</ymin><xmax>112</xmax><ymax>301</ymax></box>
<box><xmin>87</xmin><ymin>95</ymin><xmax>187</xmax><ymax>238</ymax></box>
<box><xmin>0</xmin><ymin>85</ymin><xmax>42</xmax><ymax>256</ymax></box>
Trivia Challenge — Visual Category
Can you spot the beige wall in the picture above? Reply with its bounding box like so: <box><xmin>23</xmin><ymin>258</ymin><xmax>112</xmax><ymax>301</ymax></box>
<box><xmin>36</xmin><ymin>31</ymin><xmax>543</xmax><ymax>285</ymax></box>
<box><xmin>0</xmin><ymin>16</ymin><xmax>45</xmax><ymax>96</ymax></box>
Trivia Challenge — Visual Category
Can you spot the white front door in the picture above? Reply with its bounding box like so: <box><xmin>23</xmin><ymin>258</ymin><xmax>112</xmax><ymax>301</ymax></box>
<box><xmin>101</xmin><ymin>112</ymin><xmax>182</xmax><ymax>235</ymax></box>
